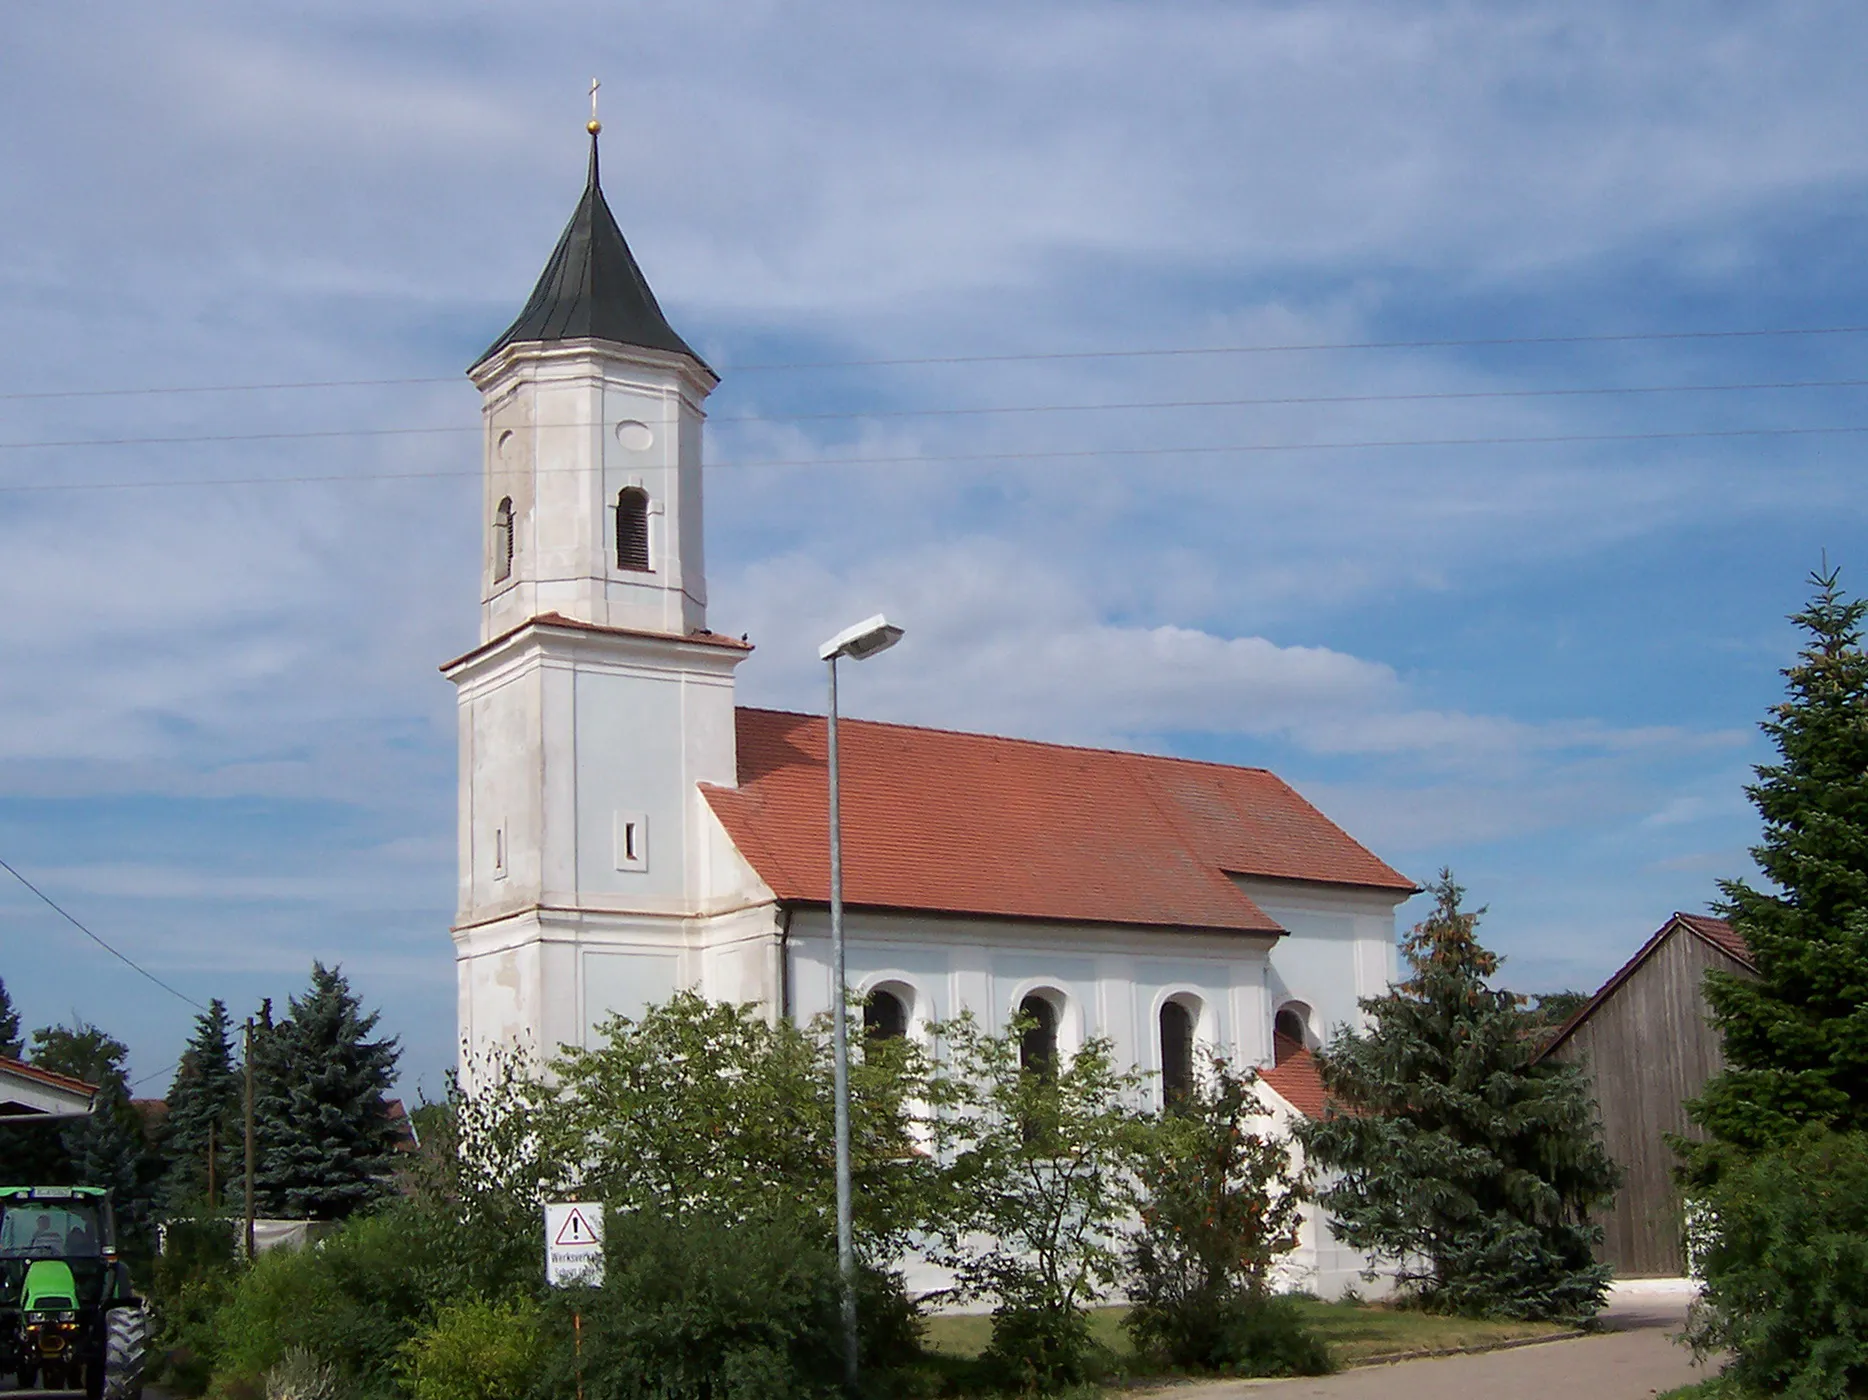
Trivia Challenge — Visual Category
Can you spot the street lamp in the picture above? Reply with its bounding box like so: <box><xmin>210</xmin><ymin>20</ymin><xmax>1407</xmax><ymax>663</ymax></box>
<box><xmin>818</xmin><ymin>612</ymin><xmax>904</xmax><ymax>1386</ymax></box>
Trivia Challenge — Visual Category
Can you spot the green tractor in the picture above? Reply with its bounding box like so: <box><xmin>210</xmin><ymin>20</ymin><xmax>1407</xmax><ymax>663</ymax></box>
<box><xmin>0</xmin><ymin>1188</ymin><xmax>145</xmax><ymax>1399</ymax></box>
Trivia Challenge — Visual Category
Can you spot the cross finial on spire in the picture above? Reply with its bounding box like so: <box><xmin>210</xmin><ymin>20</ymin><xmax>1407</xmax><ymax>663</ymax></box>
<box><xmin>587</xmin><ymin>78</ymin><xmax>602</xmax><ymax>135</ymax></box>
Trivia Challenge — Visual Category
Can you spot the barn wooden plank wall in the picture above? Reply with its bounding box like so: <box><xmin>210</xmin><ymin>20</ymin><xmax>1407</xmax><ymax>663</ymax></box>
<box><xmin>1546</xmin><ymin>927</ymin><xmax>1749</xmax><ymax>1276</ymax></box>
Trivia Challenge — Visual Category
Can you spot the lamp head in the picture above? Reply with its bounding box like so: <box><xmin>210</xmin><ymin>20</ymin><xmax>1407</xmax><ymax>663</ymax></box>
<box><xmin>819</xmin><ymin>614</ymin><xmax>905</xmax><ymax>662</ymax></box>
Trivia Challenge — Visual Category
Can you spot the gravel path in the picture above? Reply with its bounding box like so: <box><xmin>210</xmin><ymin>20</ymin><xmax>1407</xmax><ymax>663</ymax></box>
<box><xmin>1131</xmin><ymin>1281</ymin><xmax>1711</xmax><ymax>1400</ymax></box>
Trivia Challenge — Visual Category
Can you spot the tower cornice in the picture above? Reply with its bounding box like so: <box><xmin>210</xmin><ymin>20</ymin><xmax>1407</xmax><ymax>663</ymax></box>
<box><xmin>469</xmin><ymin>337</ymin><xmax>719</xmax><ymax>401</ymax></box>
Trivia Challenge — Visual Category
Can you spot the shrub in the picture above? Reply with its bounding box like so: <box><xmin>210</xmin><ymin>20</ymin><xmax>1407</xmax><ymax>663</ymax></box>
<box><xmin>1130</xmin><ymin>1292</ymin><xmax>1332</xmax><ymax>1378</ymax></box>
<box><xmin>978</xmin><ymin>1300</ymin><xmax>1101</xmax><ymax>1395</ymax></box>
<box><xmin>263</xmin><ymin>1349</ymin><xmax>347</xmax><ymax>1400</ymax></box>
<box><xmin>400</xmin><ymin>1297</ymin><xmax>542</xmax><ymax>1400</ymax></box>
<box><xmin>932</xmin><ymin>1013</ymin><xmax>1146</xmax><ymax>1345</ymax></box>
<box><xmin>211</xmin><ymin>1208</ymin><xmax>447</xmax><ymax>1397</ymax></box>
<box><xmin>147</xmin><ymin>1215</ymin><xmax>241</xmax><ymax>1396</ymax></box>
<box><xmin>1126</xmin><ymin>1050</ymin><xmax>1315</xmax><ymax>1373</ymax></box>
<box><xmin>1687</xmin><ymin>1130</ymin><xmax>1868</xmax><ymax>1400</ymax></box>
<box><xmin>541</xmin><ymin>1210</ymin><xmax>914</xmax><ymax>1400</ymax></box>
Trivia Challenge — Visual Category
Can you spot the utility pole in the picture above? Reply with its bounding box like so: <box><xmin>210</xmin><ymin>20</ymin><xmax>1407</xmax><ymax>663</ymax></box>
<box><xmin>243</xmin><ymin>1017</ymin><xmax>256</xmax><ymax>1261</ymax></box>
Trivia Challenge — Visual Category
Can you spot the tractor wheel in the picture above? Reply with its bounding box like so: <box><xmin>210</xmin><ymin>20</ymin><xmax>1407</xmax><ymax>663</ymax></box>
<box><xmin>102</xmin><ymin>1307</ymin><xmax>147</xmax><ymax>1400</ymax></box>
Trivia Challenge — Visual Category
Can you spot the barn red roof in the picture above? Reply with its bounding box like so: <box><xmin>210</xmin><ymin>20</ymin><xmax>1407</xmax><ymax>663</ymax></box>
<box><xmin>1538</xmin><ymin>912</ymin><xmax>1752</xmax><ymax>1059</ymax></box>
<box><xmin>1674</xmin><ymin>913</ymin><xmax>1752</xmax><ymax>968</ymax></box>
<box><xmin>702</xmin><ymin>708</ymin><xmax>1414</xmax><ymax>934</ymax></box>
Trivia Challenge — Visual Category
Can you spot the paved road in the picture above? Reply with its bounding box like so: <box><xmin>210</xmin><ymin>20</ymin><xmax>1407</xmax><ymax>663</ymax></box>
<box><xmin>1133</xmin><ymin>1284</ymin><xmax>1712</xmax><ymax>1400</ymax></box>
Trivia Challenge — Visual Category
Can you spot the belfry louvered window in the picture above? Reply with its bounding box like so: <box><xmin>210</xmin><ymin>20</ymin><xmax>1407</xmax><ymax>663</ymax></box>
<box><xmin>492</xmin><ymin>497</ymin><xmax>514</xmax><ymax>583</ymax></box>
<box><xmin>616</xmin><ymin>488</ymin><xmax>650</xmax><ymax>571</ymax></box>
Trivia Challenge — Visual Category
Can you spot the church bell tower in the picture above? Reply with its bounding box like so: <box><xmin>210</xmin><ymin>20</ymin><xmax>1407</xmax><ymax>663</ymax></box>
<box><xmin>445</xmin><ymin>115</ymin><xmax>750</xmax><ymax>1073</ymax></box>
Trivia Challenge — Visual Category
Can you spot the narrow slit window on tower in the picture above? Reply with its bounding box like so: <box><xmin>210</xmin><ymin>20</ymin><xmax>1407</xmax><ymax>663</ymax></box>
<box><xmin>615</xmin><ymin>487</ymin><xmax>650</xmax><ymax>572</ymax></box>
<box><xmin>492</xmin><ymin>497</ymin><xmax>515</xmax><ymax>583</ymax></box>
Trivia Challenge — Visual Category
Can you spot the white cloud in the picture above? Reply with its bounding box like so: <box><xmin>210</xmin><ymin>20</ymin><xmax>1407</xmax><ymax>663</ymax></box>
<box><xmin>2</xmin><ymin>0</ymin><xmax>1854</xmax><ymax>1085</ymax></box>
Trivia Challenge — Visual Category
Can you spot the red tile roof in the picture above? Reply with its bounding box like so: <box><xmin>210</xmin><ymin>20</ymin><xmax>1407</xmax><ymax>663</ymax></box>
<box><xmin>702</xmin><ymin>708</ymin><xmax>1414</xmax><ymax>934</ymax></box>
<box><xmin>1538</xmin><ymin>912</ymin><xmax>1752</xmax><ymax>1059</ymax></box>
<box><xmin>0</xmin><ymin>1056</ymin><xmax>97</xmax><ymax>1098</ymax></box>
<box><xmin>1260</xmin><ymin>1043</ymin><xmax>1330</xmax><ymax>1118</ymax></box>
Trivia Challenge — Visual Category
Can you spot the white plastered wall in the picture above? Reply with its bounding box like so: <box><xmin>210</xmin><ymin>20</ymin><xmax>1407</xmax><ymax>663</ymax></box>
<box><xmin>1234</xmin><ymin>877</ymin><xmax>1407</xmax><ymax>1052</ymax></box>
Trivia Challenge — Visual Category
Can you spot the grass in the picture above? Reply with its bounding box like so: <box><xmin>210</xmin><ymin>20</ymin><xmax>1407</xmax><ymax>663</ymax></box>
<box><xmin>920</xmin><ymin>1298</ymin><xmax>1572</xmax><ymax>1369</ymax></box>
<box><xmin>1656</xmin><ymin>1383</ymin><xmax>1750</xmax><ymax>1400</ymax></box>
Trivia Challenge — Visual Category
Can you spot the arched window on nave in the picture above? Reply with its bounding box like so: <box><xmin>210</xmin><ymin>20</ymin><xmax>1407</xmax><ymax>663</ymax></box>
<box><xmin>864</xmin><ymin>988</ymin><xmax>908</xmax><ymax>1042</ymax></box>
<box><xmin>1018</xmin><ymin>993</ymin><xmax>1058</xmax><ymax>1082</ymax></box>
<box><xmin>1274</xmin><ymin>1003</ymin><xmax>1311</xmax><ymax>1066</ymax></box>
<box><xmin>1160</xmin><ymin>999</ymin><xmax>1195</xmax><ymax>1108</ymax></box>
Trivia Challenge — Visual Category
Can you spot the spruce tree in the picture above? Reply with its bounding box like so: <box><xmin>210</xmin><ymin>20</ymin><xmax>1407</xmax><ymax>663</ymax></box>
<box><xmin>1298</xmin><ymin>872</ymin><xmax>1620</xmax><ymax>1321</ymax></box>
<box><xmin>160</xmin><ymin>998</ymin><xmax>241</xmax><ymax>1209</ymax></box>
<box><xmin>1688</xmin><ymin>568</ymin><xmax>1868</xmax><ymax>1158</ymax></box>
<box><xmin>252</xmin><ymin>964</ymin><xmax>400</xmax><ymax>1219</ymax></box>
<box><xmin>0</xmin><ymin>976</ymin><xmax>22</xmax><ymax>1059</ymax></box>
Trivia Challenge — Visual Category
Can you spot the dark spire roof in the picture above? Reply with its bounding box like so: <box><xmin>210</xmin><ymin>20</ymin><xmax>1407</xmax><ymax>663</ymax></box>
<box><xmin>472</xmin><ymin>134</ymin><xmax>704</xmax><ymax>372</ymax></box>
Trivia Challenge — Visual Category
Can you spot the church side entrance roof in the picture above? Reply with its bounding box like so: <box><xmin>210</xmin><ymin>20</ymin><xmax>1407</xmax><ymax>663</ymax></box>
<box><xmin>702</xmin><ymin>707</ymin><xmax>1416</xmax><ymax>935</ymax></box>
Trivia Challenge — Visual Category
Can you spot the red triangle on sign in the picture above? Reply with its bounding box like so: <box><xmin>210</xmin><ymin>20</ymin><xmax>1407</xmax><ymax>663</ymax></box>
<box><xmin>554</xmin><ymin>1208</ymin><xmax>596</xmax><ymax>1246</ymax></box>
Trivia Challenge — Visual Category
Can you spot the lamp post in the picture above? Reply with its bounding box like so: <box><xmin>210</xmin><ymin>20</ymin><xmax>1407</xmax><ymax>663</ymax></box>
<box><xmin>818</xmin><ymin>612</ymin><xmax>904</xmax><ymax>1387</ymax></box>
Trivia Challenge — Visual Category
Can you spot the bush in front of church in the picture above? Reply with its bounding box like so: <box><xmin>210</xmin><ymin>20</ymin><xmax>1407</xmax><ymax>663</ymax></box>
<box><xmin>1124</xmin><ymin>1052</ymin><xmax>1329</xmax><ymax>1377</ymax></box>
<box><xmin>930</xmin><ymin>1011</ymin><xmax>1149</xmax><ymax>1391</ymax></box>
<box><xmin>535</xmin><ymin>1209</ymin><xmax>921</xmax><ymax>1400</ymax></box>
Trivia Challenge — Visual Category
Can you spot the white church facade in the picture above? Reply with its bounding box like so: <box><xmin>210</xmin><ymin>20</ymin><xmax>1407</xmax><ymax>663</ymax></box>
<box><xmin>445</xmin><ymin>128</ymin><xmax>1416</xmax><ymax>1296</ymax></box>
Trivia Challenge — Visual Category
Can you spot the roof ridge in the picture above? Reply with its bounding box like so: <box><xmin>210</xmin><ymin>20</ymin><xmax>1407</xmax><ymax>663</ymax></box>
<box><xmin>733</xmin><ymin>705</ymin><xmax>1280</xmax><ymax>777</ymax></box>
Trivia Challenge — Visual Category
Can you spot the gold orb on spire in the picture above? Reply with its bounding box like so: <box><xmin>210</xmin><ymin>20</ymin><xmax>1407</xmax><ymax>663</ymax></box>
<box><xmin>588</xmin><ymin>119</ymin><xmax>602</xmax><ymax>135</ymax></box>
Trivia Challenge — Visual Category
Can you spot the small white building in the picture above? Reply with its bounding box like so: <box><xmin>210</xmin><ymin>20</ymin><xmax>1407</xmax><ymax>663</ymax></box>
<box><xmin>446</xmin><ymin>130</ymin><xmax>1415</xmax><ymax>1296</ymax></box>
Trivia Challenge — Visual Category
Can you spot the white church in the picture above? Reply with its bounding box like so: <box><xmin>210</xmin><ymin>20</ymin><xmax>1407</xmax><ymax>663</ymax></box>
<box><xmin>444</xmin><ymin>127</ymin><xmax>1418</xmax><ymax>1294</ymax></box>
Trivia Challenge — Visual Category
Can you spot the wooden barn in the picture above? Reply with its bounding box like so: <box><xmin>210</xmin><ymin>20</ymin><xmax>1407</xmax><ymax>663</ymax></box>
<box><xmin>1540</xmin><ymin>912</ymin><xmax>1755</xmax><ymax>1277</ymax></box>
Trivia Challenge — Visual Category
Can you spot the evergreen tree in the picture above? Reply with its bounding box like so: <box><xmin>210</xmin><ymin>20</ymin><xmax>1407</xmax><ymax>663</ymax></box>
<box><xmin>252</xmin><ymin>964</ymin><xmax>400</xmax><ymax>1219</ymax></box>
<box><xmin>28</xmin><ymin>1024</ymin><xmax>161</xmax><ymax>1246</ymax></box>
<box><xmin>1688</xmin><ymin>568</ymin><xmax>1868</xmax><ymax>1159</ymax></box>
<box><xmin>0</xmin><ymin>976</ymin><xmax>22</xmax><ymax>1059</ymax></box>
<box><xmin>1298</xmin><ymin>872</ymin><xmax>1620</xmax><ymax>1321</ymax></box>
<box><xmin>159</xmin><ymin>998</ymin><xmax>241</xmax><ymax>1209</ymax></box>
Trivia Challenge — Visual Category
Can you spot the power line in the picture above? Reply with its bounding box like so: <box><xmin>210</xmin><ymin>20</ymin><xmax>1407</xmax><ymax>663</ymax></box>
<box><xmin>726</xmin><ymin>376</ymin><xmax>1868</xmax><ymax>424</ymax></box>
<box><xmin>6</xmin><ymin>321</ymin><xmax>1868</xmax><ymax>401</ymax></box>
<box><xmin>2</xmin><ymin>421</ymin><xmax>1865</xmax><ymax>494</ymax></box>
<box><xmin>0</xmin><ymin>856</ymin><xmax>209</xmax><ymax>1012</ymax></box>
<box><xmin>8</xmin><ymin>375</ymin><xmax>1868</xmax><ymax>454</ymax></box>
<box><xmin>727</xmin><ymin>323</ymin><xmax>1868</xmax><ymax>371</ymax></box>
<box><xmin>130</xmin><ymin>1060</ymin><xmax>183</xmax><ymax>1092</ymax></box>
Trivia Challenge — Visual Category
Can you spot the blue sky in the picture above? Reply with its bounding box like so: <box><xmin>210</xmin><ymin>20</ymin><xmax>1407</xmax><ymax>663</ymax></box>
<box><xmin>3</xmin><ymin>2</ymin><xmax>1865</xmax><ymax>1098</ymax></box>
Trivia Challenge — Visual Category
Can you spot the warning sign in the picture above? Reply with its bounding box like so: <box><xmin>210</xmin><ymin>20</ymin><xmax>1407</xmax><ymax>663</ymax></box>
<box><xmin>543</xmin><ymin>1202</ymin><xmax>605</xmax><ymax>1287</ymax></box>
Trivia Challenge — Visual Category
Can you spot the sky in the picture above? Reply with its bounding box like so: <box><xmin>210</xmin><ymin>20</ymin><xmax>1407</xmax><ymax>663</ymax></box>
<box><xmin>2</xmin><ymin>1</ymin><xmax>1866</xmax><ymax>1100</ymax></box>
